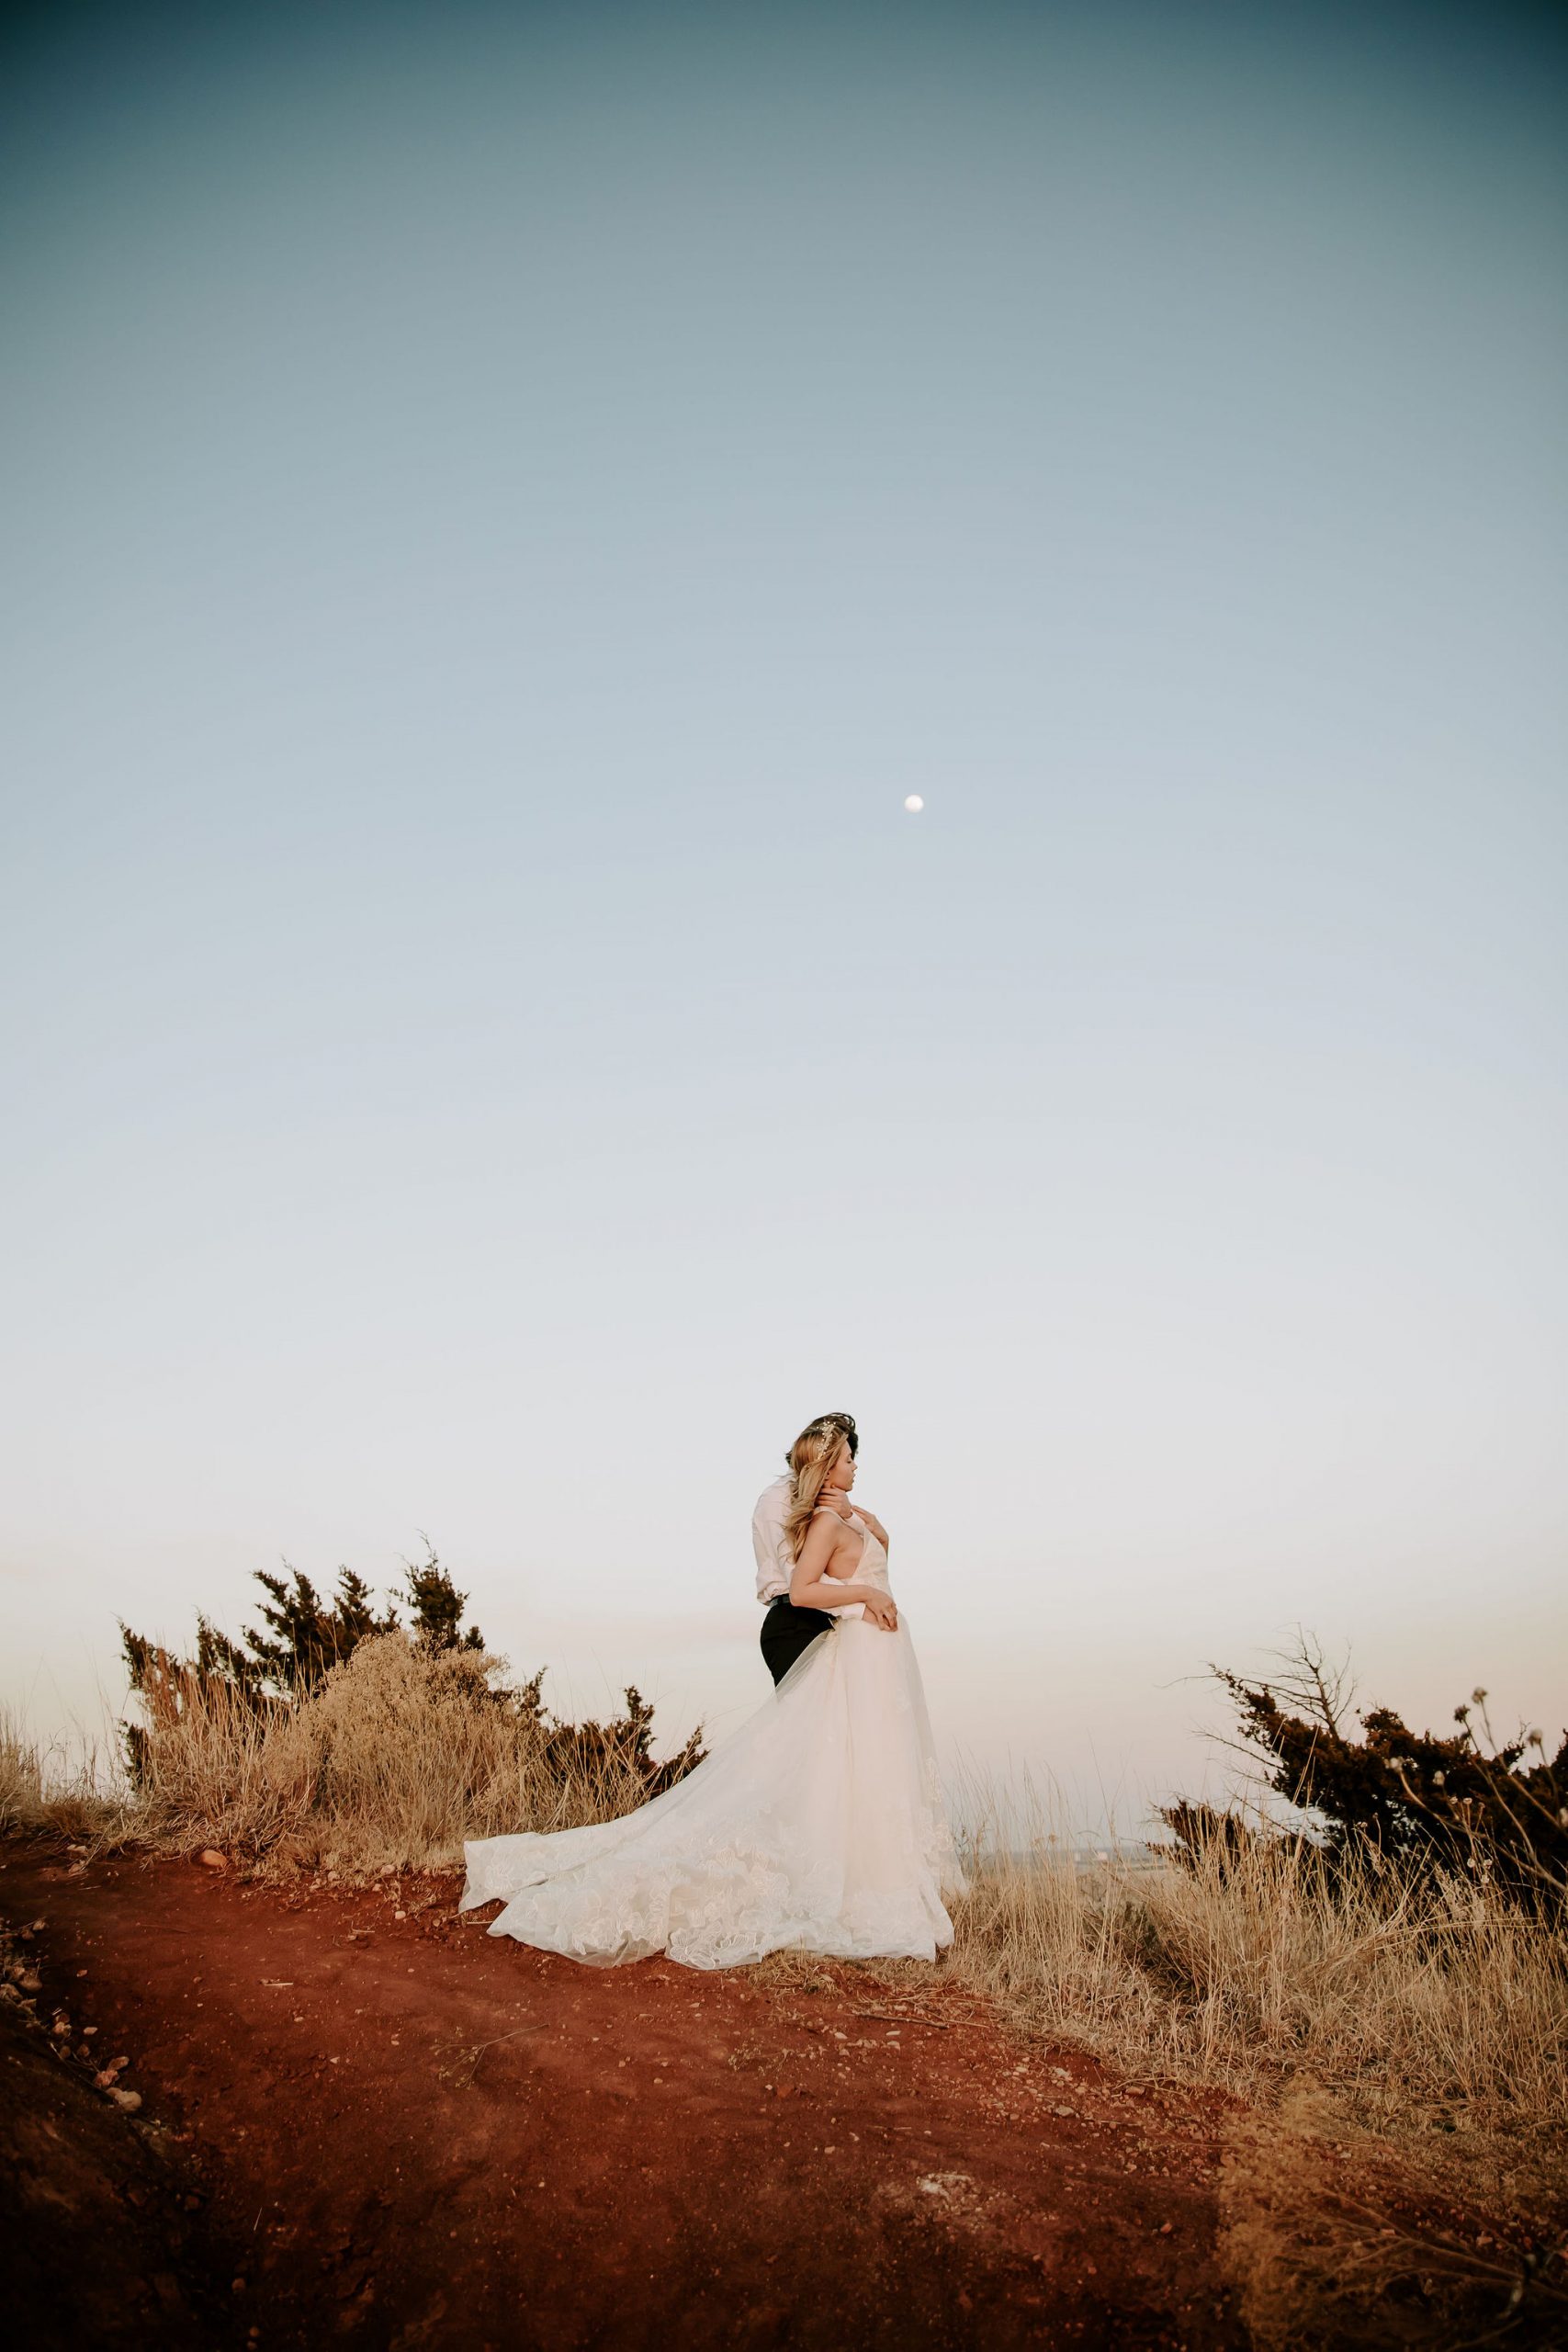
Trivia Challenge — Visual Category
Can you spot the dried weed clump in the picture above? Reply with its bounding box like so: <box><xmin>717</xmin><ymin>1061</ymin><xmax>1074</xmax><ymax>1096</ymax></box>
<box><xmin>0</xmin><ymin>1713</ymin><xmax>45</xmax><ymax>1835</ymax></box>
<box><xmin>1</xmin><ymin>1712</ymin><xmax>129</xmax><ymax>1847</ymax></box>
<box><xmin>102</xmin><ymin>1550</ymin><xmax>705</xmax><ymax>1875</ymax></box>
<box><xmin>122</xmin><ymin>1631</ymin><xmax>696</xmax><ymax>1874</ymax></box>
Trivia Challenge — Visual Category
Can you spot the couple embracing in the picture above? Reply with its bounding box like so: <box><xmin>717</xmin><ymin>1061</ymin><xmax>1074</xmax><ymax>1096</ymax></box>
<box><xmin>461</xmin><ymin>1410</ymin><xmax>964</xmax><ymax>1969</ymax></box>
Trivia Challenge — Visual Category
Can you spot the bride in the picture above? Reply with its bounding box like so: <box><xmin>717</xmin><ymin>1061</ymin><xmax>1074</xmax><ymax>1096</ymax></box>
<box><xmin>459</xmin><ymin>1418</ymin><xmax>964</xmax><ymax>1969</ymax></box>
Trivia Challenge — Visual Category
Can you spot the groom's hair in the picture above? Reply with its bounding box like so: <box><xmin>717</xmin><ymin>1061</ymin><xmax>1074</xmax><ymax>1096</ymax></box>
<box><xmin>787</xmin><ymin>1410</ymin><xmax>858</xmax><ymax>1467</ymax></box>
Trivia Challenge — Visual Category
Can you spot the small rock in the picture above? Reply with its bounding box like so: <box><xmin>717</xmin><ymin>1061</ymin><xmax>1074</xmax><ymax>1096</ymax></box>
<box><xmin>198</xmin><ymin>1849</ymin><xmax>228</xmax><ymax>1871</ymax></box>
<box><xmin>110</xmin><ymin>2087</ymin><xmax>142</xmax><ymax>2111</ymax></box>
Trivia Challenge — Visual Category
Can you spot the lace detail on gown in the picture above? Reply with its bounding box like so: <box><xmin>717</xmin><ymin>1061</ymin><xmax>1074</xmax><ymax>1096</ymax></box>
<box><xmin>460</xmin><ymin>1519</ymin><xmax>964</xmax><ymax>1969</ymax></box>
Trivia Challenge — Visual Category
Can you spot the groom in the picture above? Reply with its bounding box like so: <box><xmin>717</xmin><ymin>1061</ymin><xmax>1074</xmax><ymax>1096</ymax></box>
<box><xmin>754</xmin><ymin>1409</ymin><xmax>898</xmax><ymax>1685</ymax></box>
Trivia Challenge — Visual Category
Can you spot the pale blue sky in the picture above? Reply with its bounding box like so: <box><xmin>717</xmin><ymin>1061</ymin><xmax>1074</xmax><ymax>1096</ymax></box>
<box><xmin>3</xmin><ymin>3</ymin><xmax>1564</xmax><ymax>1820</ymax></box>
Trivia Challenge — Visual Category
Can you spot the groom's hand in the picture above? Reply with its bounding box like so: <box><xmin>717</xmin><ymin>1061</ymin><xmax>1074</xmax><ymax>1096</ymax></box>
<box><xmin>818</xmin><ymin>1490</ymin><xmax>853</xmax><ymax>1520</ymax></box>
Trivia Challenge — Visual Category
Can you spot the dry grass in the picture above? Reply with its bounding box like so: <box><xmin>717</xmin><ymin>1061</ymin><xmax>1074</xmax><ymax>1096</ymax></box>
<box><xmin>950</xmin><ymin>1830</ymin><xmax>1568</xmax><ymax>2182</ymax></box>
<box><xmin>120</xmin><ymin>1631</ymin><xmax>662</xmax><ymax>1873</ymax></box>
<box><xmin>0</xmin><ymin>1712</ymin><xmax>46</xmax><ymax>1834</ymax></box>
<box><xmin>948</xmin><ymin>1786</ymin><xmax>1568</xmax><ymax>2344</ymax></box>
<box><xmin>0</xmin><ymin>1710</ymin><xmax>129</xmax><ymax>1846</ymax></box>
<box><xmin>1216</xmin><ymin>2078</ymin><xmax>1568</xmax><ymax>2349</ymax></box>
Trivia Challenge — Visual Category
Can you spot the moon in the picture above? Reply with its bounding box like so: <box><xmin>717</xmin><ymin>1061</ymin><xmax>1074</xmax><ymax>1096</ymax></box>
<box><xmin>903</xmin><ymin>795</ymin><xmax>924</xmax><ymax>813</ymax></box>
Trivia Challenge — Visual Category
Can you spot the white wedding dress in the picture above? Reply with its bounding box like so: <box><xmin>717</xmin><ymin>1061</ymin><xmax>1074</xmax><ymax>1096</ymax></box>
<box><xmin>460</xmin><ymin>1515</ymin><xmax>964</xmax><ymax>1969</ymax></box>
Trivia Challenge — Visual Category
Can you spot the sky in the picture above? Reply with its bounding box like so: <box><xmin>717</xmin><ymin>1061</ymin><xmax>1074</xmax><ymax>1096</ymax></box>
<box><xmin>2</xmin><ymin>1</ymin><xmax>1564</xmax><ymax>1831</ymax></box>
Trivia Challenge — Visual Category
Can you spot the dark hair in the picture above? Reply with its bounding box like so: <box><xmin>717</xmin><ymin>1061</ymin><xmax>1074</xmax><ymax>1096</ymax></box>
<box><xmin>786</xmin><ymin>1410</ymin><xmax>858</xmax><ymax>1468</ymax></box>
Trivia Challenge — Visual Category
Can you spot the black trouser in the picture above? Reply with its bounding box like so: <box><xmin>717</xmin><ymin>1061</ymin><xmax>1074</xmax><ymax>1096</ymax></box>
<box><xmin>760</xmin><ymin>1598</ymin><xmax>834</xmax><ymax>1686</ymax></box>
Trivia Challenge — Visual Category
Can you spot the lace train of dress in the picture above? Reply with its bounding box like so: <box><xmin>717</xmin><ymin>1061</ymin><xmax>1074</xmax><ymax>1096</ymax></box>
<box><xmin>460</xmin><ymin>1523</ymin><xmax>964</xmax><ymax>1970</ymax></box>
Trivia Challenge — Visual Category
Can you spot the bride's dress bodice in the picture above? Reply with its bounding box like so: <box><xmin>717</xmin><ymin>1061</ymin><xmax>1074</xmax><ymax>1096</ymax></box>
<box><xmin>827</xmin><ymin>1512</ymin><xmax>890</xmax><ymax>1600</ymax></box>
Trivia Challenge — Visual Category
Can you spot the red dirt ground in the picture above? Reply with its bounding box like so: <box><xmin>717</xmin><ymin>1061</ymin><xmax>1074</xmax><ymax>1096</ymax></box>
<box><xmin>3</xmin><ymin>1839</ymin><xmax>1250</xmax><ymax>2349</ymax></box>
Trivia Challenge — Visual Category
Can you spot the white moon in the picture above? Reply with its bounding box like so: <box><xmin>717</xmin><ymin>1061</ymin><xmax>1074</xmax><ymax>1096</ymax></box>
<box><xmin>903</xmin><ymin>795</ymin><xmax>924</xmax><ymax>812</ymax></box>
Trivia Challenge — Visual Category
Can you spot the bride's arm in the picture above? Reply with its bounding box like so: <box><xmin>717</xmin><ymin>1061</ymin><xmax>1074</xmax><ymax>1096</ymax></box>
<box><xmin>789</xmin><ymin>1512</ymin><xmax>895</xmax><ymax>1625</ymax></box>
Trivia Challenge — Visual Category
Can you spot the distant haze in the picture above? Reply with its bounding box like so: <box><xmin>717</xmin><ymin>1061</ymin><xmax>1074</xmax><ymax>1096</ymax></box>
<box><xmin>3</xmin><ymin>2</ymin><xmax>1564</xmax><ymax>1828</ymax></box>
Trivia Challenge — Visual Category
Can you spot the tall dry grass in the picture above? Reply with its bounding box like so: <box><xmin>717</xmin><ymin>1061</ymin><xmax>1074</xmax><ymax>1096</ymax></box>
<box><xmin>947</xmin><ymin>1781</ymin><xmax>1568</xmax><ymax>2343</ymax></box>
<box><xmin>124</xmin><ymin>1631</ymin><xmax>665</xmax><ymax>1872</ymax></box>
<box><xmin>1</xmin><ymin>1709</ymin><xmax>129</xmax><ymax>1845</ymax></box>
<box><xmin>0</xmin><ymin>1711</ymin><xmax>45</xmax><ymax>1834</ymax></box>
<box><xmin>954</xmin><ymin>1800</ymin><xmax>1567</xmax><ymax>2156</ymax></box>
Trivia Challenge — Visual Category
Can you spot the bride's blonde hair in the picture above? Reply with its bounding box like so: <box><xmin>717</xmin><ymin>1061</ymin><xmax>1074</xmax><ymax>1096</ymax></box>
<box><xmin>784</xmin><ymin>1420</ymin><xmax>851</xmax><ymax>1563</ymax></box>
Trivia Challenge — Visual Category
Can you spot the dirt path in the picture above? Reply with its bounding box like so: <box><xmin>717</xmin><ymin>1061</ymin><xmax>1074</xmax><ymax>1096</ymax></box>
<box><xmin>3</xmin><ymin>1841</ymin><xmax>1247</xmax><ymax>2349</ymax></box>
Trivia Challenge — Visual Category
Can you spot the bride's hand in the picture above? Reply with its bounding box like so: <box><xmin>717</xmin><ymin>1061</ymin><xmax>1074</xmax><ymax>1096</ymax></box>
<box><xmin>862</xmin><ymin>1593</ymin><xmax>898</xmax><ymax>1632</ymax></box>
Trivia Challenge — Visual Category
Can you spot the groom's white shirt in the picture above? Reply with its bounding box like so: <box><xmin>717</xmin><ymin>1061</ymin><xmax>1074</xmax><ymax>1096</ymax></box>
<box><xmin>753</xmin><ymin>1475</ymin><xmax>856</xmax><ymax>1614</ymax></box>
